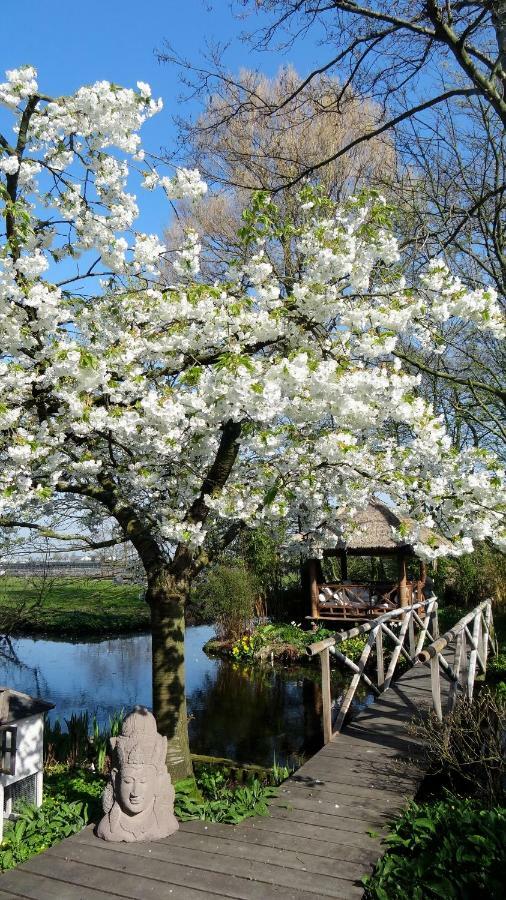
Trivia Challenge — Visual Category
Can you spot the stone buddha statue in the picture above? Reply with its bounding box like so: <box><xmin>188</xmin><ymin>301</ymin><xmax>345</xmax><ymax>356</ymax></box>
<box><xmin>96</xmin><ymin>706</ymin><xmax>179</xmax><ymax>842</ymax></box>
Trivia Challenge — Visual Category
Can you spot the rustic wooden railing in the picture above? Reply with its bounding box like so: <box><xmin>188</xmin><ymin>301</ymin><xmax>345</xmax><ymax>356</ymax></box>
<box><xmin>307</xmin><ymin>599</ymin><xmax>439</xmax><ymax>742</ymax></box>
<box><xmin>308</xmin><ymin>598</ymin><xmax>496</xmax><ymax>742</ymax></box>
<box><xmin>417</xmin><ymin>599</ymin><xmax>495</xmax><ymax>720</ymax></box>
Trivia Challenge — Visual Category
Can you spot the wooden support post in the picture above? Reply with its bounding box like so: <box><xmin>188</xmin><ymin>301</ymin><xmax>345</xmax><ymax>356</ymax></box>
<box><xmin>334</xmin><ymin>631</ymin><xmax>376</xmax><ymax>733</ymax></box>
<box><xmin>307</xmin><ymin>559</ymin><xmax>320</xmax><ymax>620</ymax></box>
<box><xmin>383</xmin><ymin>611</ymin><xmax>411</xmax><ymax>692</ymax></box>
<box><xmin>483</xmin><ymin>601</ymin><xmax>492</xmax><ymax>670</ymax></box>
<box><xmin>321</xmin><ymin>647</ymin><xmax>332</xmax><ymax>744</ymax></box>
<box><xmin>431</xmin><ymin>600</ymin><xmax>440</xmax><ymax>640</ymax></box>
<box><xmin>414</xmin><ymin>599</ymin><xmax>435</xmax><ymax>655</ymax></box>
<box><xmin>398</xmin><ymin>553</ymin><xmax>409</xmax><ymax>607</ymax></box>
<box><xmin>467</xmin><ymin>613</ymin><xmax>480</xmax><ymax>700</ymax></box>
<box><xmin>339</xmin><ymin>550</ymin><xmax>348</xmax><ymax>582</ymax></box>
<box><xmin>376</xmin><ymin>627</ymin><xmax>384</xmax><ymax>690</ymax></box>
<box><xmin>430</xmin><ymin>654</ymin><xmax>443</xmax><ymax>721</ymax></box>
<box><xmin>448</xmin><ymin>629</ymin><xmax>465</xmax><ymax>712</ymax></box>
<box><xmin>408</xmin><ymin>608</ymin><xmax>415</xmax><ymax>658</ymax></box>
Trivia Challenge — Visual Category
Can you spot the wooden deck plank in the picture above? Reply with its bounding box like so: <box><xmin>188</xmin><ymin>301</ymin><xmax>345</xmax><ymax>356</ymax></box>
<box><xmin>265</xmin><ymin>805</ymin><xmax>390</xmax><ymax>834</ymax></box>
<box><xmin>10</xmin><ymin>855</ymin><xmax>221</xmax><ymax>900</ymax></box>
<box><xmin>0</xmin><ymin>867</ymin><xmax>132</xmax><ymax>900</ymax></box>
<box><xmin>76</xmin><ymin>825</ymin><xmax>368</xmax><ymax>882</ymax></box>
<box><xmin>270</xmin><ymin>791</ymin><xmax>403</xmax><ymax>820</ymax></box>
<box><xmin>51</xmin><ymin>834</ymin><xmax>361</xmax><ymax>898</ymax></box>
<box><xmin>179</xmin><ymin>820</ymin><xmax>375</xmax><ymax>866</ymax></box>
<box><xmin>42</xmin><ymin>840</ymin><xmax>357</xmax><ymax>900</ymax></box>
<box><xmin>236</xmin><ymin>816</ymin><xmax>381</xmax><ymax>850</ymax></box>
<box><xmin>1</xmin><ymin>658</ymin><xmax>442</xmax><ymax>899</ymax></box>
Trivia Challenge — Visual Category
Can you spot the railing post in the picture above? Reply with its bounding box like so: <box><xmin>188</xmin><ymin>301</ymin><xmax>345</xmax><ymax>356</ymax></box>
<box><xmin>448</xmin><ymin>629</ymin><xmax>465</xmax><ymax>712</ymax></box>
<box><xmin>430</xmin><ymin>654</ymin><xmax>443</xmax><ymax>721</ymax></box>
<box><xmin>467</xmin><ymin>611</ymin><xmax>480</xmax><ymax>701</ymax></box>
<box><xmin>376</xmin><ymin>626</ymin><xmax>384</xmax><ymax>690</ymax></box>
<box><xmin>321</xmin><ymin>647</ymin><xmax>332</xmax><ymax>744</ymax></box>
<box><xmin>382</xmin><ymin>608</ymin><xmax>411</xmax><ymax>692</ymax></box>
<box><xmin>431</xmin><ymin>600</ymin><xmax>439</xmax><ymax>639</ymax></box>
<box><xmin>483</xmin><ymin>601</ymin><xmax>492</xmax><ymax>671</ymax></box>
<box><xmin>408</xmin><ymin>607</ymin><xmax>415</xmax><ymax>658</ymax></box>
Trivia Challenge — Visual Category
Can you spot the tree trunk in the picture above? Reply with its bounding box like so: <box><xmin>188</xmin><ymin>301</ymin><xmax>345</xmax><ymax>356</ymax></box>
<box><xmin>147</xmin><ymin>567</ymin><xmax>194</xmax><ymax>783</ymax></box>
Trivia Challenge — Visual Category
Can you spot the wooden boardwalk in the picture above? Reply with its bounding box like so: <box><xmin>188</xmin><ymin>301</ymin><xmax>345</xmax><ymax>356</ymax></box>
<box><xmin>0</xmin><ymin>660</ymin><xmax>450</xmax><ymax>900</ymax></box>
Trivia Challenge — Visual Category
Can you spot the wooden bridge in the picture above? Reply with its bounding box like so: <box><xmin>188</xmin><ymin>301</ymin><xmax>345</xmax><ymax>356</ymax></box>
<box><xmin>0</xmin><ymin>600</ymin><xmax>495</xmax><ymax>900</ymax></box>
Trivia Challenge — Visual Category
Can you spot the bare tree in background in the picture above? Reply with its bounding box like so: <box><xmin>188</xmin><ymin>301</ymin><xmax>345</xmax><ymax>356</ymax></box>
<box><xmin>160</xmin><ymin>1</ymin><xmax>506</xmax><ymax>455</ymax></box>
<box><xmin>163</xmin><ymin>67</ymin><xmax>395</xmax><ymax>281</ymax></box>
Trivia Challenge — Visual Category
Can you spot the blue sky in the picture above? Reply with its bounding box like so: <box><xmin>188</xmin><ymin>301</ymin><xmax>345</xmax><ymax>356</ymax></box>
<box><xmin>4</xmin><ymin>0</ymin><xmax>323</xmax><ymax>236</ymax></box>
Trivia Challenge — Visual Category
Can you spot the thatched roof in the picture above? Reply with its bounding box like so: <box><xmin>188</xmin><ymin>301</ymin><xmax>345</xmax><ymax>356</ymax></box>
<box><xmin>331</xmin><ymin>501</ymin><xmax>452</xmax><ymax>555</ymax></box>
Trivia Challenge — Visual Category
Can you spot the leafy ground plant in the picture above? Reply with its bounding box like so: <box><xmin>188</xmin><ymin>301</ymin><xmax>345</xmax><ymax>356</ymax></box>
<box><xmin>174</xmin><ymin>765</ymin><xmax>279</xmax><ymax>824</ymax></box>
<box><xmin>363</xmin><ymin>793</ymin><xmax>505</xmax><ymax>900</ymax></box>
<box><xmin>0</xmin><ymin>768</ymin><xmax>103</xmax><ymax>871</ymax></box>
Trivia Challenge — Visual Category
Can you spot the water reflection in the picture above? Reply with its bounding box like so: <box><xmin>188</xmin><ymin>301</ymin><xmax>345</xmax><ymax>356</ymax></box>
<box><xmin>0</xmin><ymin>627</ymin><xmax>372</xmax><ymax>767</ymax></box>
<box><xmin>188</xmin><ymin>661</ymin><xmax>325</xmax><ymax>767</ymax></box>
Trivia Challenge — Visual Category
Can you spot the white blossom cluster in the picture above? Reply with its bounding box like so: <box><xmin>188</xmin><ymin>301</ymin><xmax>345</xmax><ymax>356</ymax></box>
<box><xmin>0</xmin><ymin>67</ymin><xmax>504</xmax><ymax>564</ymax></box>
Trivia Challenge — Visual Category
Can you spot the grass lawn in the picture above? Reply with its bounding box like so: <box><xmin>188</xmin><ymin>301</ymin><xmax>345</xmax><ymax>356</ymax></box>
<box><xmin>0</xmin><ymin>576</ymin><xmax>150</xmax><ymax>637</ymax></box>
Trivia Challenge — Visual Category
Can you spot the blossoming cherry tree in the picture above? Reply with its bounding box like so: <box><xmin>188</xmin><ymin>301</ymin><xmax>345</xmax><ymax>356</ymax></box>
<box><xmin>0</xmin><ymin>66</ymin><xmax>504</xmax><ymax>779</ymax></box>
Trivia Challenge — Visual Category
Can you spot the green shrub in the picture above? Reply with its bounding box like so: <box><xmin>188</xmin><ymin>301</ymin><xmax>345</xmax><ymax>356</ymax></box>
<box><xmin>434</xmin><ymin>544</ymin><xmax>506</xmax><ymax>608</ymax></box>
<box><xmin>487</xmin><ymin>650</ymin><xmax>506</xmax><ymax>681</ymax></box>
<box><xmin>201</xmin><ymin>564</ymin><xmax>259</xmax><ymax>641</ymax></box>
<box><xmin>364</xmin><ymin>794</ymin><xmax>505</xmax><ymax>899</ymax></box>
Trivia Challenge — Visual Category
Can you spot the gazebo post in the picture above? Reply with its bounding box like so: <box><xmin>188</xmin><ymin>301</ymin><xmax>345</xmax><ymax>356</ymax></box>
<box><xmin>307</xmin><ymin>559</ymin><xmax>320</xmax><ymax>619</ymax></box>
<box><xmin>398</xmin><ymin>552</ymin><xmax>409</xmax><ymax>607</ymax></box>
<box><xmin>418</xmin><ymin>560</ymin><xmax>427</xmax><ymax>601</ymax></box>
<box><xmin>339</xmin><ymin>550</ymin><xmax>348</xmax><ymax>582</ymax></box>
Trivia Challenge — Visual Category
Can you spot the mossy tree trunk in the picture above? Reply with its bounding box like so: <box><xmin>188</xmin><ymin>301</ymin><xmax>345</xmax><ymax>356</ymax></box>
<box><xmin>147</xmin><ymin>567</ymin><xmax>193</xmax><ymax>782</ymax></box>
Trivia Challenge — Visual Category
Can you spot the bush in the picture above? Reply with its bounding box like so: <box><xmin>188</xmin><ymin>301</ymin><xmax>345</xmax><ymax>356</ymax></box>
<box><xmin>200</xmin><ymin>564</ymin><xmax>259</xmax><ymax>641</ymax></box>
<box><xmin>434</xmin><ymin>543</ymin><xmax>506</xmax><ymax>607</ymax></box>
<box><xmin>364</xmin><ymin>794</ymin><xmax>505</xmax><ymax>899</ymax></box>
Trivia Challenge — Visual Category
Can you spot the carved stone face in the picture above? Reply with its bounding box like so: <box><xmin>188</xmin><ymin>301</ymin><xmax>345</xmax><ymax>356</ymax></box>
<box><xmin>117</xmin><ymin>764</ymin><xmax>156</xmax><ymax>815</ymax></box>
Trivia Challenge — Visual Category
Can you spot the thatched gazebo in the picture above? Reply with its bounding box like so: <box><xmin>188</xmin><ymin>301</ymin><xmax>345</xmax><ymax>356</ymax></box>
<box><xmin>305</xmin><ymin>501</ymin><xmax>449</xmax><ymax>622</ymax></box>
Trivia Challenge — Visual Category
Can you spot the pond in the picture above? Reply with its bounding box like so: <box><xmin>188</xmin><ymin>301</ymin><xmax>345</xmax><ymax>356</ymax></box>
<box><xmin>0</xmin><ymin>626</ymin><xmax>373</xmax><ymax>768</ymax></box>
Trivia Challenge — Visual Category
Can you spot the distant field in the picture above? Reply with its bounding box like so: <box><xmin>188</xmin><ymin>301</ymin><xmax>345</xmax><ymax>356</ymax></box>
<box><xmin>0</xmin><ymin>576</ymin><xmax>150</xmax><ymax>636</ymax></box>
